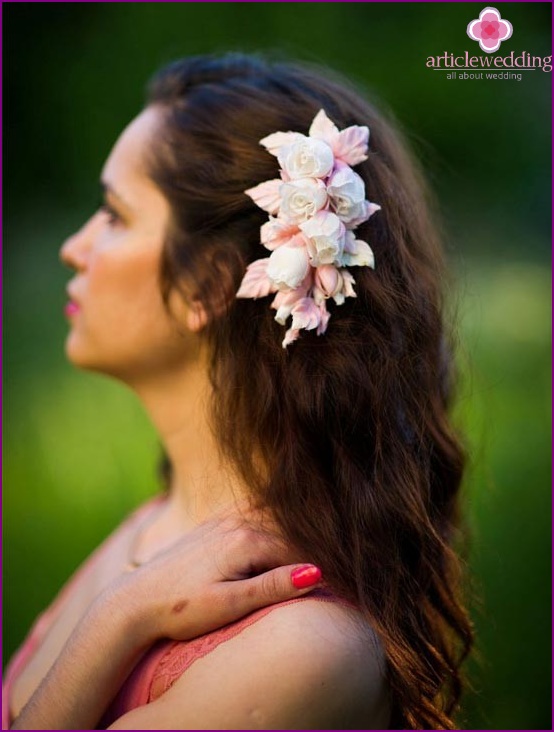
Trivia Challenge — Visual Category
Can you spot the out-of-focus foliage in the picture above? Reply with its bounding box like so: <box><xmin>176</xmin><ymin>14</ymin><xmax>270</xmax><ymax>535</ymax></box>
<box><xmin>3</xmin><ymin>3</ymin><xmax>551</xmax><ymax>730</ymax></box>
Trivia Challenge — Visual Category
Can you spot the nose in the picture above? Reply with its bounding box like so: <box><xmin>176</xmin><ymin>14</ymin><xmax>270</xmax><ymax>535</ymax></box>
<box><xmin>59</xmin><ymin>215</ymin><xmax>96</xmax><ymax>270</ymax></box>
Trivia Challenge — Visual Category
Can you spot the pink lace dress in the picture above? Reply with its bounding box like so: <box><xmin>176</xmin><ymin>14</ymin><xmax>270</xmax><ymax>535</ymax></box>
<box><xmin>2</xmin><ymin>497</ymin><xmax>346</xmax><ymax>730</ymax></box>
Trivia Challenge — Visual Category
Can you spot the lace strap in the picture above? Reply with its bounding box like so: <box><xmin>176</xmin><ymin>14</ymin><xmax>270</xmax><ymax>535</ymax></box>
<box><xmin>149</xmin><ymin>591</ymin><xmax>347</xmax><ymax>702</ymax></box>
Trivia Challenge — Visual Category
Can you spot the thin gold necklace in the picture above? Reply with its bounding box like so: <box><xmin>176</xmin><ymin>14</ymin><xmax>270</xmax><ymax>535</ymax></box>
<box><xmin>125</xmin><ymin>499</ymin><xmax>167</xmax><ymax>571</ymax></box>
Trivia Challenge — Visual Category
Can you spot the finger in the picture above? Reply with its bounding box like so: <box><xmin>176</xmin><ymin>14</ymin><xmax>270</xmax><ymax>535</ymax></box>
<box><xmin>214</xmin><ymin>525</ymin><xmax>294</xmax><ymax>579</ymax></box>
<box><xmin>241</xmin><ymin>536</ymin><xmax>298</xmax><ymax>576</ymax></box>
<box><xmin>219</xmin><ymin>563</ymin><xmax>323</xmax><ymax>621</ymax></box>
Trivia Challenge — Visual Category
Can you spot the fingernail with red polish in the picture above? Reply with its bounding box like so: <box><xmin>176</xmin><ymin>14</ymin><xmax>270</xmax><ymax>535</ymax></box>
<box><xmin>291</xmin><ymin>564</ymin><xmax>322</xmax><ymax>589</ymax></box>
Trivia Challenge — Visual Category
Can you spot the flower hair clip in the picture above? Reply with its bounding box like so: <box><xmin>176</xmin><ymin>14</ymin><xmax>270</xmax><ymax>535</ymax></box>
<box><xmin>236</xmin><ymin>109</ymin><xmax>381</xmax><ymax>348</ymax></box>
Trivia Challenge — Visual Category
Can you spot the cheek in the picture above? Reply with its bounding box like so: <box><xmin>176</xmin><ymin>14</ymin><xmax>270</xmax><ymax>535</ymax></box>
<box><xmin>89</xmin><ymin>247</ymin><xmax>162</xmax><ymax>312</ymax></box>
<box><xmin>82</xmin><ymin>247</ymin><xmax>177</xmax><ymax>351</ymax></box>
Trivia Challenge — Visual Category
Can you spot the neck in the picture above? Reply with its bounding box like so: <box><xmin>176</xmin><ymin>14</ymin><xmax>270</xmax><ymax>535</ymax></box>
<box><xmin>131</xmin><ymin>349</ymin><xmax>250</xmax><ymax>532</ymax></box>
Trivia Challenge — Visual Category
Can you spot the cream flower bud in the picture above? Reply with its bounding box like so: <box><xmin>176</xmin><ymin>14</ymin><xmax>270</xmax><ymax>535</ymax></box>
<box><xmin>267</xmin><ymin>245</ymin><xmax>310</xmax><ymax>291</ymax></box>
<box><xmin>314</xmin><ymin>265</ymin><xmax>342</xmax><ymax>298</ymax></box>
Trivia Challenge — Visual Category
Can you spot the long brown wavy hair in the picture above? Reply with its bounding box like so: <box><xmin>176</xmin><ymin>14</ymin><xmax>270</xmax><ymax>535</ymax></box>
<box><xmin>142</xmin><ymin>51</ymin><xmax>475</xmax><ymax>729</ymax></box>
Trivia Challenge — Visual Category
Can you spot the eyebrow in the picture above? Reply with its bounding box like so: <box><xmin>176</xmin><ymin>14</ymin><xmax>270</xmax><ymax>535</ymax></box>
<box><xmin>100</xmin><ymin>179</ymin><xmax>134</xmax><ymax>213</ymax></box>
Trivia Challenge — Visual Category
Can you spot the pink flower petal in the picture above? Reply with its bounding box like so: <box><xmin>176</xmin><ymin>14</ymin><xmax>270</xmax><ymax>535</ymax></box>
<box><xmin>271</xmin><ymin>267</ymin><xmax>312</xmax><ymax>307</ymax></box>
<box><xmin>244</xmin><ymin>179</ymin><xmax>282</xmax><ymax>215</ymax></box>
<box><xmin>282</xmin><ymin>327</ymin><xmax>301</xmax><ymax>349</ymax></box>
<box><xmin>290</xmin><ymin>297</ymin><xmax>322</xmax><ymax>331</ymax></box>
<box><xmin>271</xmin><ymin>287</ymin><xmax>304</xmax><ymax>309</ymax></box>
<box><xmin>310</xmin><ymin>110</ymin><xmax>370</xmax><ymax>167</ymax></box>
<box><xmin>340</xmin><ymin>270</ymin><xmax>357</xmax><ymax>298</ymax></box>
<box><xmin>342</xmin><ymin>200</ymin><xmax>381</xmax><ymax>230</ymax></box>
<box><xmin>316</xmin><ymin>302</ymin><xmax>331</xmax><ymax>335</ymax></box>
<box><xmin>236</xmin><ymin>258</ymin><xmax>277</xmax><ymax>299</ymax></box>
<box><xmin>334</xmin><ymin>126</ymin><xmax>370</xmax><ymax>166</ymax></box>
<box><xmin>367</xmin><ymin>202</ymin><xmax>381</xmax><ymax>219</ymax></box>
<box><xmin>312</xmin><ymin>285</ymin><xmax>326</xmax><ymax>306</ymax></box>
<box><xmin>260</xmin><ymin>218</ymin><xmax>301</xmax><ymax>251</ymax></box>
<box><xmin>308</xmin><ymin>109</ymin><xmax>339</xmax><ymax>148</ymax></box>
<box><xmin>341</xmin><ymin>236</ymin><xmax>375</xmax><ymax>268</ymax></box>
<box><xmin>271</xmin><ymin>287</ymin><xmax>306</xmax><ymax>325</ymax></box>
<box><xmin>286</xmin><ymin>232</ymin><xmax>311</xmax><ymax>249</ymax></box>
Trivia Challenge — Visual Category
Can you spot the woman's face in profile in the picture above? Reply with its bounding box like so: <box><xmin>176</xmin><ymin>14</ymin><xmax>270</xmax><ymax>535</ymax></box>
<box><xmin>60</xmin><ymin>106</ymin><xmax>195</xmax><ymax>383</ymax></box>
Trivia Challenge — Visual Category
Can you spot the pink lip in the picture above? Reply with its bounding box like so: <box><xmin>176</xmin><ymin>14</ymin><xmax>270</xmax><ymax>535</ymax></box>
<box><xmin>65</xmin><ymin>301</ymin><xmax>80</xmax><ymax>318</ymax></box>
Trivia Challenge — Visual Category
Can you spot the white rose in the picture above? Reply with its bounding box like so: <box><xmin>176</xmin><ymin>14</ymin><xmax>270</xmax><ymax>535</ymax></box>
<box><xmin>267</xmin><ymin>245</ymin><xmax>310</xmax><ymax>291</ymax></box>
<box><xmin>278</xmin><ymin>137</ymin><xmax>334</xmax><ymax>180</ymax></box>
<box><xmin>280</xmin><ymin>178</ymin><xmax>328</xmax><ymax>223</ymax></box>
<box><xmin>327</xmin><ymin>163</ymin><xmax>368</xmax><ymax>226</ymax></box>
<box><xmin>299</xmin><ymin>211</ymin><xmax>345</xmax><ymax>266</ymax></box>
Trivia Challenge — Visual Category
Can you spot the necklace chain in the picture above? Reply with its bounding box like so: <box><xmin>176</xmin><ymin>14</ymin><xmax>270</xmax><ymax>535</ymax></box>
<box><xmin>125</xmin><ymin>498</ymin><xmax>167</xmax><ymax>570</ymax></box>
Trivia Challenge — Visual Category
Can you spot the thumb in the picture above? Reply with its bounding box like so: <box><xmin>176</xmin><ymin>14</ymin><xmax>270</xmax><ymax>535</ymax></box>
<box><xmin>230</xmin><ymin>563</ymin><xmax>323</xmax><ymax>617</ymax></box>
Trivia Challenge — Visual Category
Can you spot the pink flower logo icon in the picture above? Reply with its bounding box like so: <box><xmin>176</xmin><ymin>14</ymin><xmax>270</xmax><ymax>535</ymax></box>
<box><xmin>467</xmin><ymin>7</ymin><xmax>513</xmax><ymax>53</ymax></box>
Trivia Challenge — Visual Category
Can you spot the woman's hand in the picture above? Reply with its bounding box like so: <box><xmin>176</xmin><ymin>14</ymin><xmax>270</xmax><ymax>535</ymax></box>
<box><xmin>10</xmin><ymin>511</ymin><xmax>322</xmax><ymax>730</ymax></box>
<box><xmin>116</xmin><ymin>510</ymin><xmax>322</xmax><ymax>646</ymax></box>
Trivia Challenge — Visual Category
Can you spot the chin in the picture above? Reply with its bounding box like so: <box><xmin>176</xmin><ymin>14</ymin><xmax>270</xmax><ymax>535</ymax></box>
<box><xmin>65</xmin><ymin>329</ymin><xmax>89</xmax><ymax>366</ymax></box>
<box><xmin>64</xmin><ymin>331</ymin><xmax>154</xmax><ymax>387</ymax></box>
<box><xmin>64</xmin><ymin>330</ymin><xmax>117</xmax><ymax>376</ymax></box>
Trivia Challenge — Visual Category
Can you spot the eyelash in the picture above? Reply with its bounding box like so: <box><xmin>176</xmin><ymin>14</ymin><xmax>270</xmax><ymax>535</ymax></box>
<box><xmin>97</xmin><ymin>200</ymin><xmax>120</xmax><ymax>226</ymax></box>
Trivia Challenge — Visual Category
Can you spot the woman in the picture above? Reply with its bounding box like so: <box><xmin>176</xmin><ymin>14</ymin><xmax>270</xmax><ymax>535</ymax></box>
<box><xmin>4</xmin><ymin>51</ymin><xmax>474</xmax><ymax>730</ymax></box>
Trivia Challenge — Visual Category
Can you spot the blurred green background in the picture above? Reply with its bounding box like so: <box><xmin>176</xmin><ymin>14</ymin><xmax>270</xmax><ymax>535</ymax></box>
<box><xmin>3</xmin><ymin>3</ymin><xmax>551</xmax><ymax>729</ymax></box>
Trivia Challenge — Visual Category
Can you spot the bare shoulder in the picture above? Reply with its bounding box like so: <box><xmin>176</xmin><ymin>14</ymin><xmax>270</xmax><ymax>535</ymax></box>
<box><xmin>227</xmin><ymin>597</ymin><xmax>392</xmax><ymax>727</ymax></box>
<box><xmin>230</xmin><ymin>595</ymin><xmax>389</xmax><ymax>683</ymax></box>
<box><xmin>109</xmin><ymin>596</ymin><xmax>392</xmax><ymax>730</ymax></box>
